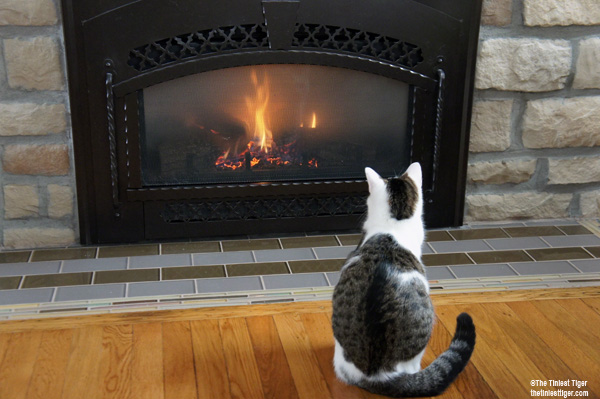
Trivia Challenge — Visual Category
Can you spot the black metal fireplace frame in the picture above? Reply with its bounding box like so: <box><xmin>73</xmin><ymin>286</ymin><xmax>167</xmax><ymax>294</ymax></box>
<box><xmin>62</xmin><ymin>0</ymin><xmax>482</xmax><ymax>244</ymax></box>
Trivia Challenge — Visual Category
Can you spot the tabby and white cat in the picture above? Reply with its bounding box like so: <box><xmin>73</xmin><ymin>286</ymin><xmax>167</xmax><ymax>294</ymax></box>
<box><xmin>332</xmin><ymin>163</ymin><xmax>475</xmax><ymax>397</ymax></box>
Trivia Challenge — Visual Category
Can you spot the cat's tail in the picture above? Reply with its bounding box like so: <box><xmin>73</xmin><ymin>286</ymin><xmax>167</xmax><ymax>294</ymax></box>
<box><xmin>357</xmin><ymin>313</ymin><xmax>476</xmax><ymax>398</ymax></box>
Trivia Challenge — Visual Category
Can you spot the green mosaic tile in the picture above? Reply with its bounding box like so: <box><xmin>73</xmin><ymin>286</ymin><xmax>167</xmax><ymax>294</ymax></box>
<box><xmin>162</xmin><ymin>265</ymin><xmax>225</xmax><ymax>280</ymax></box>
<box><xmin>161</xmin><ymin>241</ymin><xmax>221</xmax><ymax>254</ymax></box>
<box><xmin>526</xmin><ymin>247</ymin><xmax>593</xmax><ymax>262</ymax></box>
<box><xmin>0</xmin><ymin>276</ymin><xmax>21</xmax><ymax>290</ymax></box>
<box><xmin>226</xmin><ymin>262</ymin><xmax>289</xmax><ymax>277</ymax></box>
<box><xmin>23</xmin><ymin>272</ymin><xmax>92</xmax><ymax>288</ymax></box>
<box><xmin>0</xmin><ymin>251</ymin><xmax>31</xmax><ymax>264</ymax></box>
<box><xmin>585</xmin><ymin>247</ymin><xmax>600</xmax><ymax>257</ymax></box>
<box><xmin>94</xmin><ymin>268</ymin><xmax>159</xmax><ymax>284</ymax></box>
<box><xmin>337</xmin><ymin>234</ymin><xmax>362</xmax><ymax>246</ymax></box>
<box><xmin>97</xmin><ymin>244</ymin><xmax>159</xmax><ymax>258</ymax></box>
<box><xmin>422</xmin><ymin>253</ymin><xmax>473</xmax><ymax>266</ymax></box>
<box><xmin>31</xmin><ymin>247</ymin><xmax>97</xmax><ymax>262</ymax></box>
<box><xmin>425</xmin><ymin>231</ymin><xmax>454</xmax><ymax>242</ymax></box>
<box><xmin>468</xmin><ymin>250</ymin><xmax>533</xmax><ymax>264</ymax></box>
<box><xmin>504</xmin><ymin>226</ymin><xmax>565</xmax><ymax>238</ymax></box>
<box><xmin>288</xmin><ymin>259</ymin><xmax>345</xmax><ymax>273</ymax></box>
<box><xmin>558</xmin><ymin>225</ymin><xmax>593</xmax><ymax>236</ymax></box>
<box><xmin>449</xmin><ymin>228</ymin><xmax>509</xmax><ymax>240</ymax></box>
<box><xmin>280</xmin><ymin>236</ymin><xmax>339</xmax><ymax>249</ymax></box>
<box><xmin>221</xmin><ymin>239</ymin><xmax>281</xmax><ymax>252</ymax></box>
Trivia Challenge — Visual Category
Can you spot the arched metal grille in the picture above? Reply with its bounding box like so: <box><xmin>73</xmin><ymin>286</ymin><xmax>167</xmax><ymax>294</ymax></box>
<box><xmin>128</xmin><ymin>24</ymin><xmax>269</xmax><ymax>71</ymax></box>
<box><xmin>292</xmin><ymin>24</ymin><xmax>423</xmax><ymax>68</ymax></box>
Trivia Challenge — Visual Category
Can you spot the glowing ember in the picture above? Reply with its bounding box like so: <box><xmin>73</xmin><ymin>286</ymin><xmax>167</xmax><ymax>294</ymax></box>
<box><xmin>213</xmin><ymin>69</ymin><xmax>319</xmax><ymax>171</ymax></box>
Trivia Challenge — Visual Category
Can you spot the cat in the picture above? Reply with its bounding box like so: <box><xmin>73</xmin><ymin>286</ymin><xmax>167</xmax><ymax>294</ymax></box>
<box><xmin>331</xmin><ymin>163</ymin><xmax>476</xmax><ymax>397</ymax></box>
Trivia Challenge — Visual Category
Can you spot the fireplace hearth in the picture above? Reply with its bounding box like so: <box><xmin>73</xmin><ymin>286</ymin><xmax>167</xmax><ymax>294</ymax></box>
<box><xmin>62</xmin><ymin>0</ymin><xmax>482</xmax><ymax>244</ymax></box>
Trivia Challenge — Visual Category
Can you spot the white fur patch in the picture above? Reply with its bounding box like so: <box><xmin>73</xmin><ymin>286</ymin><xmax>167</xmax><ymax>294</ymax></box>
<box><xmin>393</xmin><ymin>269</ymin><xmax>430</xmax><ymax>294</ymax></box>
<box><xmin>334</xmin><ymin>339</ymin><xmax>425</xmax><ymax>384</ymax></box>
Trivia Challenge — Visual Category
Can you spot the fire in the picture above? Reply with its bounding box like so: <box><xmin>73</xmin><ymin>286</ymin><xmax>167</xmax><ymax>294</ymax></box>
<box><xmin>213</xmin><ymin>69</ymin><xmax>319</xmax><ymax>171</ymax></box>
<box><xmin>245</xmin><ymin>70</ymin><xmax>273</xmax><ymax>153</ymax></box>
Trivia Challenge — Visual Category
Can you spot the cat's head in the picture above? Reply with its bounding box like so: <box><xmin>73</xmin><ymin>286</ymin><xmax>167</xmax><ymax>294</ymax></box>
<box><xmin>364</xmin><ymin>163</ymin><xmax>423</xmax><ymax>222</ymax></box>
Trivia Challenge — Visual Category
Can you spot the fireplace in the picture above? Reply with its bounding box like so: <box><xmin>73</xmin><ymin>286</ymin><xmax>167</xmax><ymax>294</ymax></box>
<box><xmin>62</xmin><ymin>0</ymin><xmax>482</xmax><ymax>244</ymax></box>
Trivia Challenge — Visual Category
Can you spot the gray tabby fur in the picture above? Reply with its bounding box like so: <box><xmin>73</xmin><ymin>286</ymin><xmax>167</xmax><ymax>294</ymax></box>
<box><xmin>332</xmin><ymin>163</ymin><xmax>476</xmax><ymax>397</ymax></box>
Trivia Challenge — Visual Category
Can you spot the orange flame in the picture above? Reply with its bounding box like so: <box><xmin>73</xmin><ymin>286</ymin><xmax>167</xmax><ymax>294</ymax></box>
<box><xmin>245</xmin><ymin>70</ymin><xmax>273</xmax><ymax>153</ymax></box>
<box><xmin>310</xmin><ymin>112</ymin><xmax>317</xmax><ymax>129</ymax></box>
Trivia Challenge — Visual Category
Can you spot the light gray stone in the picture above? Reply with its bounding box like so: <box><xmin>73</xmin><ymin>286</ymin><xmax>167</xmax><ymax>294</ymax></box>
<box><xmin>481</xmin><ymin>0</ymin><xmax>512</xmax><ymax>26</ymax></box>
<box><xmin>475</xmin><ymin>39</ymin><xmax>571</xmax><ymax>92</ymax></box>
<box><xmin>47</xmin><ymin>184</ymin><xmax>73</xmax><ymax>218</ymax></box>
<box><xmin>466</xmin><ymin>193</ymin><xmax>572</xmax><ymax>221</ymax></box>
<box><xmin>580</xmin><ymin>190</ymin><xmax>600</xmax><ymax>218</ymax></box>
<box><xmin>468</xmin><ymin>160</ymin><xmax>536</xmax><ymax>184</ymax></box>
<box><xmin>522</xmin><ymin>97</ymin><xmax>600</xmax><ymax>148</ymax></box>
<box><xmin>0</xmin><ymin>103</ymin><xmax>66</xmax><ymax>136</ymax></box>
<box><xmin>524</xmin><ymin>0</ymin><xmax>600</xmax><ymax>26</ymax></box>
<box><xmin>4</xmin><ymin>36</ymin><xmax>64</xmax><ymax>90</ymax></box>
<box><xmin>0</xmin><ymin>0</ymin><xmax>57</xmax><ymax>26</ymax></box>
<box><xmin>573</xmin><ymin>38</ymin><xmax>600</xmax><ymax>89</ymax></box>
<box><xmin>548</xmin><ymin>157</ymin><xmax>600</xmax><ymax>185</ymax></box>
<box><xmin>469</xmin><ymin>100</ymin><xmax>513</xmax><ymax>152</ymax></box>
<box><xmin>4</xmin><ymin>185</ymin><xmax>39</xmax><ymax>219</ymax></box>
<box><xmin>3</xmin><ymin>227</ymin><xmax>76</xmax><ymax>249</ymax></box>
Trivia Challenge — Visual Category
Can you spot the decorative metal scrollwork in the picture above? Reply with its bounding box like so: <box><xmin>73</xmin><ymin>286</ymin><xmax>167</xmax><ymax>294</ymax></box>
<box><xmin>292</xmin><ymin>24</ymin><xmax>424</xmax><ymax>69</ymax></box>
<box><xmin>128</xmin><ymin>24</ymin><xmax>269</xmax><ymax>72</ymax></box>
<box><xmin>105</xmin><ymin>69</ymin><xmax>120</xmax><ymax>214</ymax></box>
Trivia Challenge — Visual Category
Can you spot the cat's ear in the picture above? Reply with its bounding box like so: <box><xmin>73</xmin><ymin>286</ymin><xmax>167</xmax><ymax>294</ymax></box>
<box><xmin>405</xmin><ymin>162</ymin><xmax>422</xmax><ymax>189</ymax></box>
<box><xmin>365</xmin><ymin>167</ymin><xmax>385</xmax><ymax>193</ymax></box>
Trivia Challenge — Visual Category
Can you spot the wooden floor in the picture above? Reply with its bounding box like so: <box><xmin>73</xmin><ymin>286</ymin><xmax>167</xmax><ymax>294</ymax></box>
<box><xmin>0</xmin><ymin>287</ymin><xmax>599</xmax><ymax>399</ymax></box>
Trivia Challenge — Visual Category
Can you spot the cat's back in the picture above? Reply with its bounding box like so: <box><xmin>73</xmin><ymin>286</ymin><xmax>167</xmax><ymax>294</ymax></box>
<box><xmin>332</xmin><ymin>234</ymin><xmax>433</xmax><ymax>374</ymax></box>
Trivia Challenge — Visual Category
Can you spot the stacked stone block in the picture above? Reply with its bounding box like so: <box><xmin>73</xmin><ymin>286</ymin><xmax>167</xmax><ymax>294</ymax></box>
<box><xmin>466</xmin><ymin>0</ymin><xmax>600</xmax><ymax>221</ymax></box>
<box><xmin>0</xmin><ymin>0</ymin><xmax>76</xmax><ymax>248</ymax></box>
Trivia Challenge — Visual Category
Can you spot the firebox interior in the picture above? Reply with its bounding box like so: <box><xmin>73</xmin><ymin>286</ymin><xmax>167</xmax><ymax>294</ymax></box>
<box><xmin>140</xmin><ymin>64</ymin><xmax>410</xmax><ymax>186</ymax></box>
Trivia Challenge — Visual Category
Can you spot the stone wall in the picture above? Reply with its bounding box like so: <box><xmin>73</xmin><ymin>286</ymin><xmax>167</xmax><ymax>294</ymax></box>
<box><xmin>0</xmin><ymin>0</ymin><xmax>76</xmax><ymax>249</ymax></box>
<box><xmin>0</xmin><ymin>0</ymin><xmax>598</xmax><ymax>249</ymax></box>
<box><xmin>466</xmin><ymin>0</ymin><xmax>600</xmax><ymax>221</ymax></box>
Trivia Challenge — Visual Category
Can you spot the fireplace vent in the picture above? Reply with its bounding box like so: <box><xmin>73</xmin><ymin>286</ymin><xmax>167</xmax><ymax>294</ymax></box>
<box><xmin>160</xmin><ymin>194</ymin><xmax>367</xmax><ymax>224</ymax></box>
<box><xmin>128</xmin><ymin>24</ymin><xmax>269</xmax><ymax>72</ymax></box>
<box><xmin>292</xmin><ymin>24</ymin><xmax>423</xmax><ymax>68</ymax></box>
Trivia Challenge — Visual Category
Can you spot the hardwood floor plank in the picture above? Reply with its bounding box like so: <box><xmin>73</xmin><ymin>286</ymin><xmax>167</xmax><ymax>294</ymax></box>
<box><xmin>532</xmin><ymin>300</ymin><xmax>600</xmax><ymax>361</ymax></box>
<box><xmin>61</xmin><ymin>326</ymin><xmax>104</xmax><ymax>399</ymax></box>
<box><xmin>25</xmin><ymin>329</ymin><xmax>73</xmax><ymax>399</ymax></box>
<box><xmin>2</xmin><ymin>287</ymin><xmax>598</xmax><ymax>334</ymax></box>
<box><xmin>435</xmin><ymin>305</ymin><xmax>529</xmax><ymax>399</ymax></box>
<box><xmin>131</xmin><ymin>323</ymin><xmax>164</xmax><ymax>399</ymax></box>
<box><xmin>162</xmin><ymin>321</ymin><xmax>198</xmax><ymax>399</ymax></box>
<box><xmin>429</xmin><ymin>317</ymin><xmax>497</xmax><ymax>399</ymax></box>
<box><xmin>461</xmin><ymin>303</ymin><xmax>560</xmax><ymax>393</ymax></box>
<box><xmin>0</xmin><ymin>330</ymin><xmax>43</xmax><ymax>399</ymax></box>
<box><xmin>300</xmin><ymin>312</ymin><xmax>372</xmax><ymax>399</ymax></box>
<box><xmin>219</xmin><ymin>318</ymin><xmax>265</xmax><ymax>399</ymax></box>
<box><xmin>273</xmin><ymin>313</ymin><xmax>333</xmax><ymax>399</ymax></box>
<box><xmin>423</xmin><ymin>320</ymin><xmax>465</xmax><ymax>399</ymax></box>
<box><xmin>554</xmin><ymin>298</ymin><xmax>600</xmax><ymax>340</ymax></box>
<box><xmin>98</xmin><ymin>325</ymin><xmax>133</xmax><ymax>399</ymax></box>
<box><xmin>581</xmin><ymin>297</ymin><xmax>600</xmax><ymax>315</ymax></box>
<box><xmin>246</xmin><ymin>315</ymin><xmax>300</xmax><ymax>399</ymax></box>
<box><xmin>482</xmin><ymin>302</ymin><xmax>580</xmax><ymax>382</ymax></box>
<box><xmin>508</xmin><ymin>301</ymin><xmax>600</xmax><ymax>398</ymax></box>
<box><xmin>190</xmin><ymin>319</ymin><xmax>232</xmax><ymax>399</ymax></box>
<box><xmin>0</xmin><ymin>333</ymin><xmax>11</xmax><ymax>367</ymax></box>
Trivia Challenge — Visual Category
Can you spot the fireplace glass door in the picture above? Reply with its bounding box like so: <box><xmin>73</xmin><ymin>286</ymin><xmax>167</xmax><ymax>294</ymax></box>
<box><xmin>140</xmin><ymin>64</ymin><xmax>410</xmax><ymax>186</ymax></box>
